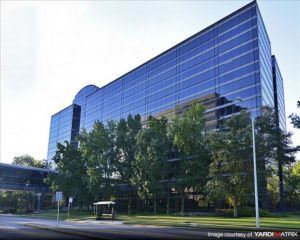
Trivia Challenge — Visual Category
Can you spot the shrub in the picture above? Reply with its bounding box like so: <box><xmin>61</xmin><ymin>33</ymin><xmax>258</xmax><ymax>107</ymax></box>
<box><xmin>216</xmin><ymin>207</ymin><xmax>271</xmax><ymax>217</ymax></box>
<box><xmin>26</xmin><ymin>209</ymin><xmax>33</xmax><ymax>214</ymax></box>
<box><xmin>215</xmin><ymin>209</ymin><xmax>233</xmax><ymax>217</ymax></box>
<box><xmin>17</xmin><ymin>209</ymin><xmax>33</xmax><ymax>215</ymax></box>
<box><xmin>2</xmin><ymin>208</ymin><xmax>17</xmax><ymax>214</ymax></box>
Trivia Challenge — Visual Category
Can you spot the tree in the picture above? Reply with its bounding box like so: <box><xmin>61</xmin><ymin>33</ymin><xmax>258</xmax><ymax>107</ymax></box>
<box><xmin>44</xmin><ymin>141</ymin><xmax>90</xmax><ymax>210</ymax></box>
<box><xmin>12</xmin><ymin>154</ymin><xmax>47</xmax><ymax>168</ymax></box>
<box><xmin>207</xmin><ymin>107</ymin><xmax>297</xmax><ymax>215</ymax></box>
<box><xmin>289</xmin><ymin>100</ymin><xmax>300</xmax><ymax>129</ymax></box>
<box><xmin>78</xmin><ymin>121</ymin><xmax>117</xmax><ymax>201</ymax></box>
<box><xmin>256</xmin><ymin>107</ymin><xmax>297</xmax><ymax>211</ymax></box>
<box><xmin>0</xmin><ymin>190</ymin><xmax>34</xmax><ymax>211</ymax></box>
<box><xmin>285</xmin><ymin>161</ymin><xmax>300</xmax><ymax>208</ymax></box>
<box><xmin>267</xmin><ymin>176</ymin><xmax>280</xmax><ymax>210</ymax></box>
<box><xmin>115</xmin><ymin>114</ymin><xmax>142</xmax><ymax>214</ymax></box>
<box><xmin>207</xmin><ymin>111</ymin><xmax>254</xmax><ymax>217</ymax></box>
<box><xmin>170</xmin><ymin>103</ymin><xmax>210</xmax><ymax>214</ymax></box>
<box><xmin>134</xmin><ymin>116</ymin><xmax>171</xmax><ymax>214</ymax></box>
<box><xmin>254</xmin><ymin>107</ymin><xmax>280</xmax><ymax>209</ymax></box>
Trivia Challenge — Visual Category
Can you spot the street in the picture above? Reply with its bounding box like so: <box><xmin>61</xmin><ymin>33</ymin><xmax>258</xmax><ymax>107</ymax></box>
<box><xmin>0</xmin><ymin>214</ymin><xmax>84</xmax><ymax>240</ymax></box>
<box><xmin>0</xmin><ymin>214</ymin><xmax>290</xmax><ymax>240</ymax></box>
<box><xmin>0</xmin><ymin>214</ymin><xmax>231</xmax><ymax>240</ymax></box>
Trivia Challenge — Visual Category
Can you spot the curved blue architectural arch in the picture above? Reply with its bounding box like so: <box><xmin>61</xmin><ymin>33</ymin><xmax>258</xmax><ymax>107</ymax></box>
<box><xmin>73</xmin><ymin>84</ymin><xmax>99</xmax><ymax>105</ymax></box>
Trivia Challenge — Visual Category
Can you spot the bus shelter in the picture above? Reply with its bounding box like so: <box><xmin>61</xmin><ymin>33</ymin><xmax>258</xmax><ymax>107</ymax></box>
<box><xmin>93</xmin><ymin>201</ymin><xmax>117</xmax><ymax>221</ymax></box>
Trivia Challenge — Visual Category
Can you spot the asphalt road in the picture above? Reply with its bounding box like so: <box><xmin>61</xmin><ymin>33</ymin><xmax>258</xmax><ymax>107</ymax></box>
<box><xmin>1</xmin><ymin>214</ymin><xmax>294</xmax><ymax>240</ymax></box>
<box><xmin>0</xmin><ymin>214</ymin><xmax>85</xmax><ymax>240</ymax></box>
<box><xmin>0</xmin><ymin>214</ymin><xmax>223</xmax><ymax>240</ymax></box>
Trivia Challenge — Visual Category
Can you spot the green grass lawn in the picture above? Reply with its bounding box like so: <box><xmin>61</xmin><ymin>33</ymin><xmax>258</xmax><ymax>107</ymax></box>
<box><xmin>17</xmin><ymin>210</ymin><xmax>300</xmax><ymax>230</ymax></box>
<box><xmin>27</xmin><ymin>210</ymin><xmax>95</xmax><ymax>221</ymax></box>
<box><xmin>118</xmin><ymin>214</ymin><xmax>300</xmax><ymax>230</ymax></box>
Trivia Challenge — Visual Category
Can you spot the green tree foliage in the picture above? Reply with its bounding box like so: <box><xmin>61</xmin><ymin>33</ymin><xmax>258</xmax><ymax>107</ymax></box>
<box><xmin>115</xmin><ymin>114</ymin><xmax>142</xmax><ymax>214</ymax></box>
<box><xmin>207</xmin><ymin>111</ymin><xmax>254</xmax><ymax>217</ymax></box>
<box><xmin>170</xmin><ymin>103</ymin><xmax>210</xmax><ymax>214</ymax></box>
<box><xmin>289</xmin><ymin>100</ymin><xmax>300</xmax><ymax>129</ymax></box>
<box><xmin>0</xmin><ymin>190</ymin><xmax>35</xmax><ymax>212</ymax></box>
<box><xmin>255</xmin><ymin>107</ymin><xmax>282</xmax><ymax>209</ymax></box>
<box><xmin>43</xmin><ymin>102</ymin><xmax>298</xmax><ymax>214</ymax></box>
<box><xmin>256</xmin><ymin>107</ymin><xmax>296</xmax><ymax>211</ymax></box>
<box><xmin>44</xmin><ymin>141</ymin><xmax>90</xmax><ymax>210</ymax></box>
<box><xmin>12</xmin><ymin>154</ymin><xmax>47</xmax><ymax>168</ymax></box>
<box><xmin>257</xmin><ymin>107</ymin><xmax>296</xmax><ymax>168</ymax></box>
<box><xmin>267</xmin><ymin>176</ymin><xmax>280</xmax><ymax>210</ymax></box>
<box><xmin>285</xmin><ymin>161</ymin><xmax>300</xmax><ymax>208</ymax></box>
<box><xmin>78</xmin><ymin>121</ymin><xmax>117</xmax><ymax>201</ymax></box>
<box><xmin>135</xmin><ymin>116</ymin><xmax>171</xmax><ymax>214</ymax></box>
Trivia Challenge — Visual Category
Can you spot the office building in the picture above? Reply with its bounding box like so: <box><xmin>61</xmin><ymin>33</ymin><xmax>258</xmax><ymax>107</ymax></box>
<box><xmin>47</xmin><ymin>1</ymin><xmax>286</xmax><ymax>166</ymax></box>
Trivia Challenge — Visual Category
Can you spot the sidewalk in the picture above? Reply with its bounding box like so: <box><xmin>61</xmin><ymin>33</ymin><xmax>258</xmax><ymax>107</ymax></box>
<box><xmin>70</xmin><ymin>219</ymin><xmax>123</xmax><ymax>225</ymax></box>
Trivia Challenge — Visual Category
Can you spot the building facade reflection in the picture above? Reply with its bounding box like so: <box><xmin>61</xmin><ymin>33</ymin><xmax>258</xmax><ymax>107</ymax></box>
<box><xmin>47</xmin><ymin>1</ymin><xmax>286</xmax><ymax>166</ymax></box>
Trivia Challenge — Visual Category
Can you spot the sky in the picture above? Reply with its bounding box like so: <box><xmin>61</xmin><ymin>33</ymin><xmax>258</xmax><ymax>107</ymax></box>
<box><xmin>1</xmin><ymin>0</ymin><xmax>300</xmax><ymax>164</ymax></box>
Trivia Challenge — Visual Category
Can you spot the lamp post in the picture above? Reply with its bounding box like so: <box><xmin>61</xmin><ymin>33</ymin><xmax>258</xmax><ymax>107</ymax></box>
<box><xmin>236</xmin><ymin>97</ymin><xmax>259</xmax><ymax>227</ymax></box>
<box><xmin>251</xmin><ymin>117</ymin><xmax>260</xmax><ymax>228</ymax></box>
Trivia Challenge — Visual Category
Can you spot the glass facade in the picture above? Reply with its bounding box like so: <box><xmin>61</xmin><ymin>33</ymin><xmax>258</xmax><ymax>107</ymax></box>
<box><xmin>257</xmin><ymin>6</ymin><xmax>274</xmax><ymax>109</ymax></box>
<box><xmin>47</xmin><ymin>1</ymin><xmax>286</xmax><ymax>162</ymax></box>
<box><xmin>272</xmin><ymin>55</ymin><xmax>286</xmax><ymax>130</ymax></box>
<box><xmin>0</xmin><ymin>163</ymin><xmax>51</xmax><ymax>191</ymax></box>
<box><xmin>47</xmin><ymin>104</ymin><xmax>81</xmax><ymax>162</ymax></box>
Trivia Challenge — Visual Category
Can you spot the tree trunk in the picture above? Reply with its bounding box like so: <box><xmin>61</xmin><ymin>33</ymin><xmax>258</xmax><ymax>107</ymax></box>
<box><xmin>166</xmin><ymin>188</ymin><xmax>170</xmax><ymax>214</ymax></box>
<box><xmin>136</xmin><ymin>197</ymin><xmax>140</xmax><ymax>212</ymax></box>
<box><xmin>258</xmin><ymin>156</ymin><xmax>269</xmax><ymax>210</ymax></box>
<box><xmin>278</xmin><ymin>160</ymin><xmax>285</xmax><ymax>212</ymax></box>
<box><xmin>128</xmin><ymin>189</ymin><xmax>132</xmax><ymax>215</ymax></box>
<box><xmin>154</xmin><ymin>193</ymin><xmax>157</xmax><ymax>214</ymax></box>
<box><xmin>233</xmin><ymin>202</ymin><xmax>238</xmax><ymax>218</ymax></box>
<box><xmin>180</xmin><ymin>194</ymin><xmax>185</xmax><ymax>215</ymax></box>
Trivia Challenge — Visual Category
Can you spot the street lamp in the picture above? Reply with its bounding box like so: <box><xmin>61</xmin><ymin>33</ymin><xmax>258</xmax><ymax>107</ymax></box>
<box><xmin>236</xmin><ymin>97</ymin><xmax>259</xmax><ymax>227</ymax></box>
<box><xmin>251</xmin><ymin>117</ymin><xmax>260</xmax><ymax>228</ymax></box>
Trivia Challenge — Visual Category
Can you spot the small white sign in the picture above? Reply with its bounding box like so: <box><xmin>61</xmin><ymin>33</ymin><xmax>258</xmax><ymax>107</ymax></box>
<box><xmin>69</xmin><ymin>197</ymin><xmax>73</xmax><ymax>203</ymax></box>
<box><xmin>55</xmin><ymin>192</ymin><xmax>63</xmax><ymax>202</ymax></box>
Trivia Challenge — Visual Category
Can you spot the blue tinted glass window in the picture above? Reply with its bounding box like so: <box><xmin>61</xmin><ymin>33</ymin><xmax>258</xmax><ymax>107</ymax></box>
<box><xmin>219</xmin><ymin>29</ymin><xmax>257</xmax><ymax>53</ymax></box>
<box><xmin>218</xmin><ymin>7</ymin><xmax>256</xmax><ymax>34</ymax></box>
<box><xmin>219</xmin><ymin>74</ymin><xmax>256</xmax><ymax>94</ymax></box>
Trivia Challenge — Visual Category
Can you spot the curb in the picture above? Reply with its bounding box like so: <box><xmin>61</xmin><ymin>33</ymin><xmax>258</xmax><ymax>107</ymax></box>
<box><xmin>123</xmin><ymin>222</ymin><xmax>300</xmax><ymax>232</ymax></box>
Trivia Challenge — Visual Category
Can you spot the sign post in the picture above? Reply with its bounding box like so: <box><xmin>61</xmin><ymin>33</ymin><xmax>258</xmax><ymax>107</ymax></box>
<box><xmin>55</xmin><ymin>192</ymin><xmax>62</xmax><ymax>228</ymax></box>
<box><xmin>68</xmin><ymin>197</ymin><xmax>73</xmax><ymax>218</ymax></box>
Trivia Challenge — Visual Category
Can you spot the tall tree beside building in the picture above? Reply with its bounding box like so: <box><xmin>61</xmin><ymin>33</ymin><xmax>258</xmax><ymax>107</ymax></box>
<box><xmin>207</xmin><ymin>111</ymin><xmax>254</xmax><ymax>217</ymax></box>
<box><xmin>170</xmin><ymin>103</ymin><xmax>210</xmax><ymax>214</ymax></box>
<box><xmin>134</xmin><ymin>116</ymin><xmax>171</xmax><ymax>214</ymax></box>
<box><xmin>289</xmin><ymin>100</ymin><xmax>300</xmax><ymax>129</ymax></box>
<box><xmin>78</xmin><ymin>121</ymin><xmax>118</xmax><ymax>201</ymax></box>
<box><xmin>115</xmin><ymin>114</ymin><xmax>142</xmax><ymax>214</ymax></box>
<box><xmin>44</xmin><ymin>141</ymin><xmax>90</xmax><ymax>210</ymax></box>
<box><xmin>256</xmin><ymin>107</ymin><xmax>297</xmax><ymax>211</ymax></box>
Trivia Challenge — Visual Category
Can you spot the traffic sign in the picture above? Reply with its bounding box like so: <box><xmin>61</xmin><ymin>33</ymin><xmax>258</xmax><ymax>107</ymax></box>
<box><xmin>55</xmin><ymin>192</ymin><xmax>63</xmax><ymax>202</ymax></box>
